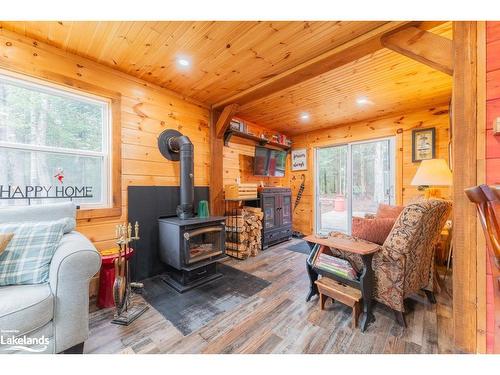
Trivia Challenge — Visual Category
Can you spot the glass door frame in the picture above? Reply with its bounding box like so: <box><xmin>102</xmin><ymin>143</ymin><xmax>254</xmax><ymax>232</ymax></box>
<box><xmin>314</xmin><ymin>136</ymin><xmax>396</xmax><ymax>235</ymax></box>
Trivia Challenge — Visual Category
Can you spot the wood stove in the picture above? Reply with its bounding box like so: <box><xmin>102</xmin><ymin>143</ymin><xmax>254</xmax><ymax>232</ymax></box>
<box><xmin>155</xmin><ymin>128</ymin><xmax>227</xmax><ymax>292</ymax></box>
<box><xmin>158</xmin><ymin>216</ymin><xmax>226</xmax><ymax>292</ymax></box>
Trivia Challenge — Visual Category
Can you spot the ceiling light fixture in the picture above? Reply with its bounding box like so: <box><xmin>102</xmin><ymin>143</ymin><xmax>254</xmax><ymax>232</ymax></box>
<box><xmin>300</xmin><ymin>112</ymin><xmax>310</xmax><ymax>121</ymax></box>
<box><xmin>356</xmin><ymin>97</ymin><xmax>372</xmax><ymax>106</ymax></box>
<box><xmin>176</xmin><ymin>56</ymin><xmax>191</xmax><ymax>68</ymax></box>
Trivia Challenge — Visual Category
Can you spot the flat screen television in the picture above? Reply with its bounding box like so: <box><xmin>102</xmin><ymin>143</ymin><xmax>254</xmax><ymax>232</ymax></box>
<box><xmin>254</xmin><ymin>146</ymin><xmax>287</xmax><ymax>177</ymax></box>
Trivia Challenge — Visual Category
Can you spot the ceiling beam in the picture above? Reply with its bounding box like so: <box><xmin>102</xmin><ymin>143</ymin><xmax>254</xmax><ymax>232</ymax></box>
<box><xmin>215</xmin><ymin>103</ymin><xmax>239</xmax><ymax>138</ymax></box>
<box><xmin>213</xmin><ymin>21</ymin><xmax>445</xmax><ymax>110</ymax></box>
<box><xmin>381</xmin><ymin>26</ymin><xmax>453</xmax><ymax>75</ymax></box>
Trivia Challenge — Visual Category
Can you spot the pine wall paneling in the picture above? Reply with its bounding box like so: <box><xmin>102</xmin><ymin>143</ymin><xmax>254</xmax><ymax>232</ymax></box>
<box><xmin>289</xmin><ymin>105</ymin><xmax>451</xmax><ymax>236</ymax></box>
<box><xmin>0</xmin><ymin>28</ymin><xmax>211</xmax><ymax>297</ymax></box>
<box><xmin>223</xmin><ymin>118</ymin><xmax>290</xmax><ymax>189</ymax></box>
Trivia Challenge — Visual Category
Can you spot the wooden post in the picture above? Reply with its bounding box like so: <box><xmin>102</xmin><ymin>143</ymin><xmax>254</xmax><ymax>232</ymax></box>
<box><xmin>452</xmin><ymin>21</ymin><xmax>478</xmax><ymax>353</ymax></box>
<box><xmin>475</xmin><ymin>21</ymin><xmax>487</xmax><ymax>354</ymax></box>
<box><xmin>210</xmin><ymin>109</ymin><xmax>225</xmax><ymax>216</ymax></box>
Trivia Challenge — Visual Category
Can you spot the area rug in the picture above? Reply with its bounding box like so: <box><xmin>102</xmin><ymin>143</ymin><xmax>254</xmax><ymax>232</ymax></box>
<box><xmin>141</xmin><ymin>263</ymin><xmax>270</xmax><ymax>335</ymax></box>
<box><xmin>285</xmin><ymin>240</ymin><xmax>311</xmax><ymax>255</ymax></box>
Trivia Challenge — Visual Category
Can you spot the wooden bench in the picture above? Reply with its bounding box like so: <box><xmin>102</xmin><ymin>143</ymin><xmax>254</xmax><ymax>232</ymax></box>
<box><xmin>315</xmin><ymin>277</ymin><xmax>362</xmax><ymax>329</ymax></box>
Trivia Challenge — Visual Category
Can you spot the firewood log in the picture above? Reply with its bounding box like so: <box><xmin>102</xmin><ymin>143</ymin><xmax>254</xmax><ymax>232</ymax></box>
<box><xmin>225</xmin><ymin>241</ymin><xmax>248</xmax><ymax>251</ymax></box>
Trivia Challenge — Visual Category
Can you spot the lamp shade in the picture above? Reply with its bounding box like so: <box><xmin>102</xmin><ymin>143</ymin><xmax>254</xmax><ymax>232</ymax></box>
<box><xmin>411</xmin><ymin>158</ymin><xmax>453</xmax><ymax>186</ymax></box>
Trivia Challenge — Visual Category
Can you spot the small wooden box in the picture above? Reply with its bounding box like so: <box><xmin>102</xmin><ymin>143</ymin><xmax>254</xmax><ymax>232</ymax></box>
<box><xmin>224</xmin><ymin>183</ymin><xmax>258</xmax><ymax>200</ymax></box>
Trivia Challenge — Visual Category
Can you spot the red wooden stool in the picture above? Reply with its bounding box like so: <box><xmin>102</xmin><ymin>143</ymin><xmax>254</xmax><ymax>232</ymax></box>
<box><xmin>97</xmin><ymin>248</ymin><xmax>134</xmax><ymax>309</ymax></box>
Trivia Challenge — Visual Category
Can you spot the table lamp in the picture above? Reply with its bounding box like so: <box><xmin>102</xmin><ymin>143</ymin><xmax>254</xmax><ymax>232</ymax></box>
<box><xmin>411</xmin><ymin>158</ymin><xmax>453</xmax><ymax>199</ymax></box>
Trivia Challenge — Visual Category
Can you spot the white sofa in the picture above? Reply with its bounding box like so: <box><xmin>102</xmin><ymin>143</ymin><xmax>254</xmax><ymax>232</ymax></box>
<box><xmin>0</xmin><ymin>203</ymin><xmax>101</xmax><ymax>354</ymax></box>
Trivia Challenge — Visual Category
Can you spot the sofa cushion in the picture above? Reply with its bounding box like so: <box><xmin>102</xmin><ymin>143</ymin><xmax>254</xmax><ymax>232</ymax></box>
<box><xmin>0</xmin><ymin>284</ymin><xmax>53</xmax><ymax>336</ymax></box>
<box><xmin>352</xmin><ymin>216</ymin><xmax>396</xmax><ymax>245</ymax></box>
<box><xmin>0</xmin><ymin>202</ymin><xmax>76</xmax><ymax>234</ymax></box>
<box><xmin>0</xmin><ymin>220</ymin><xmax>66</xmax><ymax>285</ymax></box>
<box><xmin>376</xmin><ymin>203</ymin><xmax>405</xmax><ymax>219</ymax></box>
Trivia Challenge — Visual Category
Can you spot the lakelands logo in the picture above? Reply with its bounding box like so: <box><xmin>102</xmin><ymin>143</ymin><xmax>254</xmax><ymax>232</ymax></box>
<box><xmin>0</xmin><ymin>330</ymin><xmax>49</xmax><ymax>353</ymax></box>
<box><xmin>0</xmin><ymin>167</ymin><xmax>93</xmax><ymax>201</ymax></box>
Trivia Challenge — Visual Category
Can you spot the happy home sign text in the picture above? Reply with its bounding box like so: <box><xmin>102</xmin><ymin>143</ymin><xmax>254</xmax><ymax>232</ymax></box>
<box><xmin>0</xmin><ymin>185</ymin><xmax>93</xmax><ymax>200</ymax></box>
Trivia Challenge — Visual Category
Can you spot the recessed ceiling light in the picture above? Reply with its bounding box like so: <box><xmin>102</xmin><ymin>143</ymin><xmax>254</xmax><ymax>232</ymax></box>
<box><xmin>356</xmin><ymin>97</ymin><xmax>372</xmax><ymax>106</ymax></box>
<box><xmin>176</xmin><ymin>56</ymin><xmax>191</xmax><ymax>68</ymax></box>
<box><xmin>300</xmin><ymin>112</ymin><xmax>310</xmax><ymax>121</ymax></box>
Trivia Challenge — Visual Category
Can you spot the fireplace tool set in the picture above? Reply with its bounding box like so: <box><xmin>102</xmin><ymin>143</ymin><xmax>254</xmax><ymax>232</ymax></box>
<box><xmin>111</xmin><ymin>221</ymin><xmax>149</xmax><ymax>325</ymax></box>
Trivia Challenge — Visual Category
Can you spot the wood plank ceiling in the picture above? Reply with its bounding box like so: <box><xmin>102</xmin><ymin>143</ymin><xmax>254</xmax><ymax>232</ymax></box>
<box><xmin>238</xmin><ymin>22</ymin><xmax>453</xmax><ymax>134</ymax></box>
<box><xmin>0</xmin><ymin>21</ymin><xmax>453</xmax><ymax>135</ymax></box>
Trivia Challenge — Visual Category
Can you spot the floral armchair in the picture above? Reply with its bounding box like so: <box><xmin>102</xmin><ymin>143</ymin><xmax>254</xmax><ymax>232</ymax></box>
<box><xmin>328</xmin><ymin>199</ymin><xmax>452</xmax><ymax>323</ymax></box>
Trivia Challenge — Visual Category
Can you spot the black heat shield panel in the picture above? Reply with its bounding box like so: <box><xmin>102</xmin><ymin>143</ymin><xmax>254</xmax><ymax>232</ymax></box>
<box><xmin>127</xmin><ymin>186</ymin><xmax>210</xmax><ymax>281</ymax></box>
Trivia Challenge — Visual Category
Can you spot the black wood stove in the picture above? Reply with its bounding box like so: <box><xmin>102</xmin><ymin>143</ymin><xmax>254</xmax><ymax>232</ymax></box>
<box><xmin>158</xmin><ymin>216</ymin><xmax>226</xmax><ymax>292</ymax></box>
<box><xmin>156</xmin><ymin>129</ymin><xmax>226</xmax><ymax>292</ymax></box>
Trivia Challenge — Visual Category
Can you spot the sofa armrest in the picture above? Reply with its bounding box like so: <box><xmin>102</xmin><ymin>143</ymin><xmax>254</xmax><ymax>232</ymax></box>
<box><xmin>49</xmin><ymin>231</ymin><xmax>101</xmax><ymax>353</ymax></box>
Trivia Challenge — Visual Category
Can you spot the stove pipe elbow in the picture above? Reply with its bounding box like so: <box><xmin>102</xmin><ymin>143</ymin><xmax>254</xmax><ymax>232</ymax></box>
<box><xmin>158</xmin><ymin>130</ymin><xmax>195</xmax><ymax>219</ymax></box>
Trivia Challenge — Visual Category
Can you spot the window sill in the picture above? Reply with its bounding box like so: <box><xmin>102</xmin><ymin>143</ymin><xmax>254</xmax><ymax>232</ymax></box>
<box><xmin>77</xmin><ymin>206</ymin><xmax>122</xmax><ymax>221</ymax></box>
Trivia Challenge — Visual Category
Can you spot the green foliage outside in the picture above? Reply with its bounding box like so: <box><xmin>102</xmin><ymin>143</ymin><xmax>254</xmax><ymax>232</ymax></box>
<box><xmin>0</xmin><ymin>79</ymin><xmax>106</xmax><ymax>205</ymax></box>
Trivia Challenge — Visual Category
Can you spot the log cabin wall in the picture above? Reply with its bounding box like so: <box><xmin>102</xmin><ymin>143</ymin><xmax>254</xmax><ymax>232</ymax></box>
<box><xmin>289</xmin><ymin>105</ymin><xmax>451</xmax><ymax>235</ymax></box>
<box><xmin>485</xmin><ymin>21</ymin><xmax>500</xmax><ymax>353</ymax></box>
<box><xmin>0</xmin><ymin>29</ymin><xmax>211</xmax><ymax>297</ymax></box>
<box><xmin>223</xmin><ymin>118</ymin><xmax>290</xmax><ymax>188</ymax></box>
<box><xmin>223</xmin><ymin>140</ymin><xmax>290</xmax><ymax>188</ymax></box>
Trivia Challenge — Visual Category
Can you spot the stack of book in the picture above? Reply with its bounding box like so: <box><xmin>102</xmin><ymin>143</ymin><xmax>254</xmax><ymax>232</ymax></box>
<box><xmin>315</xmin><ymin>253</ymin><xmax>358</xmax><ymax>280</ymax></box>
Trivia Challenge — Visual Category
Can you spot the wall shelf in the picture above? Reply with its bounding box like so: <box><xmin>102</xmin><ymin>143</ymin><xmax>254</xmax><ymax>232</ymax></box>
<box><xmin>223</xmin><ymin>130</ymin><xmax>291</xmax><ymax>151</ymax></box>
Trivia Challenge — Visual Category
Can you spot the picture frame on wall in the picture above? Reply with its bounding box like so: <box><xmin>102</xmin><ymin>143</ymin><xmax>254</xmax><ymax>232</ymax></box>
<box><xmin>412</xmin><ymin>127</ymin><xmax>436</xmax><ymax>162</ymax></box>
<box><xmin>291</xmin><ymin>148</ymin><xmax>307</xmax><ymax>171</ymax></box>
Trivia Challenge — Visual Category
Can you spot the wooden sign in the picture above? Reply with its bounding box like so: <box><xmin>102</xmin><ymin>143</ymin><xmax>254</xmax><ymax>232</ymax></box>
<box><xmin>291</xmin><ymin>148</ymin><xmax>307</xmax><ymax>171</ymax></box>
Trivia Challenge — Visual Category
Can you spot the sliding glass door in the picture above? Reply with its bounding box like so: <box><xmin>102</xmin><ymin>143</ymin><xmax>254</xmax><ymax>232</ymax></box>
<box><xmin>316</xmin><ymin>145</ymin><xmax>349</xmax><ymax>233</ymax></box>
<box><xmin>315</xmin><ymin>137</ymin><xmax>395</xmax><ymax>235</ymax></box>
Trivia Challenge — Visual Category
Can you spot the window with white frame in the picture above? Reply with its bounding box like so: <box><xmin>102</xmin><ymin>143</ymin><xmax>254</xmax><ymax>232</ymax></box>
<box><xmin>0</xmin><ymin>73</ymin><xmax>111</xmax><ymax>208</ymax></box>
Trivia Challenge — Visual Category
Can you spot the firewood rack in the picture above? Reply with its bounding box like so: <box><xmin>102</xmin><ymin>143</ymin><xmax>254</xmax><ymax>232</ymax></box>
<box><xmin>224</xmin><ymin>197</ymin><xmax>261</xmax><ymax>259</ymax></box>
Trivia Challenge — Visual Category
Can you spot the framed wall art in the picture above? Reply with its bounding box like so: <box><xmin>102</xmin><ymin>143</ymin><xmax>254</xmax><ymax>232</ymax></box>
<box><xmin>291</xmin><ymin>148</ymin><xmax>307</xmax><ymax>171</ymax></box>
<box><xmin>412</xmin><ymin>127</ymin><xmax>436</xmax><ymax>162</ymax></box>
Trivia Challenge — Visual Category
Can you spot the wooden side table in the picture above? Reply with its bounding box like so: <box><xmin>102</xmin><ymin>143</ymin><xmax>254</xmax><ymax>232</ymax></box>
<box><xmin>304</xmin><ymin>235</ymin><xmax>380</xmax><ymax>332</ymax></box>
<box><xmin>97</xmin><ymin>248</ymin><xmax>134</xmax><ymax>309</ymax></box>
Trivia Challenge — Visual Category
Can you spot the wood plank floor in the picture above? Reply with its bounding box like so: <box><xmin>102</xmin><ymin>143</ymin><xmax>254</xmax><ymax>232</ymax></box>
<box><xmin>85</xmin><ymin>239</ymin><xmax>456</xmax><ymax>354</ymax></box>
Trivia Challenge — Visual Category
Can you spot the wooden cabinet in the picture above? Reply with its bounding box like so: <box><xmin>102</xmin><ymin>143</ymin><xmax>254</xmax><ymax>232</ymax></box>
<box><xmin>259</xmin><ymin>187</ymin><xmax>292</xmax><ymax>249</ymax></box>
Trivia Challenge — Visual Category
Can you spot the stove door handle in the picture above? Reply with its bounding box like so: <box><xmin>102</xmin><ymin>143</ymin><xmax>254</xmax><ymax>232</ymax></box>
<box><xmin>184</xmin><ymin>226</ymin><xmax>223</xmax><ymax>241</ymax></box>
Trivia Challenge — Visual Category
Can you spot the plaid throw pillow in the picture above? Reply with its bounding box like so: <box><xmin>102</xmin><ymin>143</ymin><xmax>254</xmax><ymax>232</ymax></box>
<box><xmin>0</xmin><ymin>220</ymin><xmax>66</xmax><ymax>285</ymax></box>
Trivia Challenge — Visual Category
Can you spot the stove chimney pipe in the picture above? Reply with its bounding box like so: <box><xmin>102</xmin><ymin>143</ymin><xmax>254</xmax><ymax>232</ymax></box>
<box><xmin>158</xmin><ymin>129</ymin><xmax>195</xmax><ymax>219</ymax></box>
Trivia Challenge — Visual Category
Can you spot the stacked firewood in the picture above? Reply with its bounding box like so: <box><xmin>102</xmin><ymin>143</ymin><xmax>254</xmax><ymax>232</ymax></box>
<box><xmin>225</xmin><ymin>206</ymin><xmax>264</xmax><ymax>259</ymax></box>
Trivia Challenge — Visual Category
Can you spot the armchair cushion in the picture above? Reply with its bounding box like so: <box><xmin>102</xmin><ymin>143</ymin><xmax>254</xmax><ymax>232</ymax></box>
<box><xmin>376</xmin><ymin>203</ymin><xmax>405</xmax><ymax>219</ymax></box>
<box><xmin>0</xmin><ymin>220</ymin><xmax>66</xmax><ymax>285</ymax></box>
<box><xmin>352</xmin><ymin>216</ymin><xmax>396</xmax><ymax>245</ymax></box>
